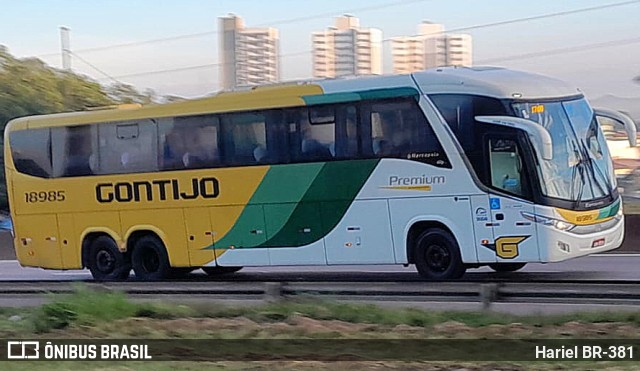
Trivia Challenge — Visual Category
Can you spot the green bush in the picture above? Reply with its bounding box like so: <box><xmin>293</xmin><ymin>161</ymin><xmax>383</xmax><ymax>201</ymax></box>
<box><xmin>30</xmin><ymin>286</ymin><xmax>137</xmax><ymax>332</ymax></box>
<box><xmin>32</xmin><ymin>302</ymin><xmax>77</xmax><ymax>333</ymax></box>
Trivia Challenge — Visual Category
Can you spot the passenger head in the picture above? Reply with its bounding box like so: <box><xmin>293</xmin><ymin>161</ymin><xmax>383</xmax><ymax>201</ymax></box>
<box><xmin>392</xmin><ymin>131</ymin><xmax>408</xmax><ymax>147</ymax></box>
<box><xmin>166</xmin><ymin>131</ymin><xmax>185</xmax><ymax>155</ymax></box>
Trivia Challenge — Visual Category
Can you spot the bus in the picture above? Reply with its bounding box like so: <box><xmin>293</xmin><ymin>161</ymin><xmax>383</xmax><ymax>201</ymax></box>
<box><xmin>4</xmin><ymin>66</ymin><xmax>636</xmax><ymax>281</ymax></box>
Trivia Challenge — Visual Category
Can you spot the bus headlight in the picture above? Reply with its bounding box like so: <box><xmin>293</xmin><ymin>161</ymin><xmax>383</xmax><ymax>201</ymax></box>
<box><xmin>553</xmin><ymin>220</ymin><xmax>575</xmax><ymax>231</ymax></box>
<box><xmin>521</xmin><ymin>211</ymin><xmax>576</xmax><ymax>231</ymax></box>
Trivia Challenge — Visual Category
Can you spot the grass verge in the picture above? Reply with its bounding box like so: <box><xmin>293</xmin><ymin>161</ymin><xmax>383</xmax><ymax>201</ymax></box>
<box><xmin>0</xmin><ymin>285</ymin><xmax>637</xmax><ymax>336</ymax></box>
<box><xmin>0</xmin><ymin>287</ymin><xmax>638</xmax><ymax>369</ymax></box>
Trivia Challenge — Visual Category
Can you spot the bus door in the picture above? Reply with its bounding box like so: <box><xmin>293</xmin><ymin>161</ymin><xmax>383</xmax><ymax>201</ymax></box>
<box><xmin>470</xmin><ymin>195</ymin><xmax>496</xmax><ymax>263</ymax></box>
<box><xmin>486</xmin><ymin>136</ymin><xmax>540</xmax><ymax>262</ymax></box>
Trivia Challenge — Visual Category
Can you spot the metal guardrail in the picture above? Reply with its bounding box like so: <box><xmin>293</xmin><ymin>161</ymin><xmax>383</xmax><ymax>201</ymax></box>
<box><xmin>0</xmin><ymin>281</ymin><xmax>639</xmax><ymax>308</ymax></box>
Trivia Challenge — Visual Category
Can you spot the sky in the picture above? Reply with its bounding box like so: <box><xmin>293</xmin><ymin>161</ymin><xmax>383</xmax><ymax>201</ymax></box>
<box><xmin>1</xmin><ymin>0</ymin><xmax>640</xmax><ymax>99</ymax></box>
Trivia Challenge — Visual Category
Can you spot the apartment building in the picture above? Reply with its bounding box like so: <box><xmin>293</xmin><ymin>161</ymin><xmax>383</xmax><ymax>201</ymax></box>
<box><xmin>312</xmin><ymin>15</ymin><xmax>382</xmax><ymax>78</ymax></box>
<box><xmin>219</xmin><ymin>14</ymin><xmax>279</xmax><ymax>89</ymax></box>
<box><xmin>392</xmin><ymin>21</ymin><xmax>472</xmax><ymax>73</ymax></box>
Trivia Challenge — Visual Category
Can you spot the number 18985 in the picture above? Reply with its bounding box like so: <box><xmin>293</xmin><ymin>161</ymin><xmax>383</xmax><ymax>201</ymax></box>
<box><xmin>24</xmin><ymin>191</ymin><xmax>66</xmax><ymax>203</ymax></box>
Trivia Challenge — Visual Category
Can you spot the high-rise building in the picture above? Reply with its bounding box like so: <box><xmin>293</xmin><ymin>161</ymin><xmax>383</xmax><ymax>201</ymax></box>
<box><xmin>312</xmin><ymin>15</ymin><xmax>382</xmax><ymax>78</ymax></box>
<box><xmin>392</xmin><ymin>21</ymin><xmax>472</xmax><ymax>74</ymax></box>
<box><xmin>219</xmin><ymin>14</ymin><xmax>279</xmax><ymax>89</ymax></box>
<box><xmin>443</xmin><ymin>34</ymin><xmax>472</xmax><ymax>67</ymax></box>
<box><xmin>391</xmin><ymin>22</ymin><xmax>444</xmax><ymax>74</ymax></box>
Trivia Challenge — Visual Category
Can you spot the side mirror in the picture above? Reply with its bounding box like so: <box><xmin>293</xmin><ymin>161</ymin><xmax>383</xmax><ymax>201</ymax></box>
<box><xmin>475</xmin><ymin>116</ymin><xmax>553</xmax><ymax>160</ymax></box>
<box><xmin>594</xmin><ymin>107</ymin><xmax>637</xmax><ymax>147</ymax></box>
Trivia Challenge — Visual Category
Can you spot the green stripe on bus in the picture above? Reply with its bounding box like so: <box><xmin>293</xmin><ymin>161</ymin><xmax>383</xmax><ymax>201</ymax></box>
<box><xmin>301</xmin><ymin>87</ymin><xmax>419</xmax><ymax>106</ymax></box>
<box><xmin>597</xmin><ymin>199</ymin><xmax>620</xmax><ymax>219</ymax></box>
<box><xmin>356</xmin><ymin>87</ymin><xmax>419</xmax><ymax>100</ymax></box>
<box><xmin>210</xmin><ymin>163</ymin><xmax>324</xmax><ymax>250</ymax></box>
<box><xmin>259</xmin><ymin>159</ymin><xmax>379</xmax><ymax>247</ymax></box>
<box><xmin>302</xmin><ymin>92</ymin><xmax>361</xmax><ymax>105</ymax></box>
<box><xmin>206</xmin><ymin>159</ymin><xmax>379</xmax><ymax>250</ymax></box>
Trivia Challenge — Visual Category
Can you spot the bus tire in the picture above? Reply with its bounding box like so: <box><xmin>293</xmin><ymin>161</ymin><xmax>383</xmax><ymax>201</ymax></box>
<box><xmin>202</xmin><ymin>266</ymin><xmax>243</xmax><ymax>276</ymax></box>
<box><xmin>131</xmin><ymin>235</ymin><xmax>171</xmax><ymax>280</ymax></box>
<box><xmin>87</xmin><ymin>236</ymin><xmax>131</xmax><ymax>281</ymax></box>
<box><xmin>488</xmin><ymin>263</ymin><xmax>526</xmax><ymax>272</ymax></box>
<box><xmin>413</xmin><ymin>228</ymin><xmax>466</xmax><ymax>280</ymax></box>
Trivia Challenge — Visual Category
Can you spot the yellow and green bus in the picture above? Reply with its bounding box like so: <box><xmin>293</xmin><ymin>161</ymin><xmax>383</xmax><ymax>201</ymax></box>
<box><xmin>4</xmin><ymin>67</ymin><xmax>634</xmax><ymax>280</ymax></box>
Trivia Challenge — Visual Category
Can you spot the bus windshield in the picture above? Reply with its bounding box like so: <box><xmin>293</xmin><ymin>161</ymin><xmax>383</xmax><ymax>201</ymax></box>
<box><xmin>512</xmin><ymin>98</ymin><xmax>615</xmax><ymax>203</ymax></box>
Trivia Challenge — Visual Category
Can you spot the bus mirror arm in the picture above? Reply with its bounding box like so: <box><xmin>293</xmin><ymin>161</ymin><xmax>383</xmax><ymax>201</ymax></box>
<box><xmin>475</xmin><ymin>115</ymin><xmax>553</xmax><ymax>160</ymax></box>
<box><xmin>593</xmin><ymin>108</ymin><xmax>637</xmax><ymax>147</ymax></box>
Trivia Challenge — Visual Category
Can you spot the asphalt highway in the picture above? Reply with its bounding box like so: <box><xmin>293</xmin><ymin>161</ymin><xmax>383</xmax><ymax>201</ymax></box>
<box><xmin>0</xmin><ymin>255</ymin><xmax>638</xmax><ymax>282</ymax></box>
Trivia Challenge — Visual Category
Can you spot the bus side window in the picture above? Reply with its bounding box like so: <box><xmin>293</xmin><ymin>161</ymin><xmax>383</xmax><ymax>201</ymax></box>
<box><xmin>288</xmin><ymin>107</ymin><xmax>335</xmax><ymax>163</ymax></box>
<box><xmin>10</xmin><ymin>128</ymin><xmax>53</xmax><ymax>178</ymax></box>
<box><xmin>52</xmin><ymin>125</ymin><xmax>98</xmax><ymax>177</ymax></box>
<box><xmin>305</xmin><ymin>105</ymin><xmax>336</xmax><ymax>161</ymax></box>
<box><xmin>430</xmin><ymin>94</ymin><xmax>509</xmax><ymax>178</ymax></box>
<box><xmin>97</xmin><ymin>120</ymin><xmax>158</xmax><ymax>174</ymax></box>
<box><xmin>159</xmin><ymin>115</ymin><xmax>220</xmax><ymax>170</ymax></box>
<box><xmin>221</xmin><ymin>113</ymin><xmax>267</xmax><ymax>166</ymax></box>
<box><xmin>488</xmin><ymin>137</ymin><xmax>530</xmax><ymax>198</ymax></box>
<box><xmin>364</xmin><ymin>98</ymin><xmax>449</xmax><ymax>167</ymax></box>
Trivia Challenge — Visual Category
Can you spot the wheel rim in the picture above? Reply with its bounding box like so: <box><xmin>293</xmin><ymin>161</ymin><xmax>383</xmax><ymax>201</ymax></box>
<box><xmin>140</xmin><ymin>247</ymin><xmax>160</xmax><ymax>273</ymax></box>
<box><xmin>96</xmin><ymin>249</ymin><xmax>115</xmax><ymax>274</ymax></box>
<box><xmin>425</xmin><ymin>242</ymin><xmax>451</xmax><ymax>273</ymax></box>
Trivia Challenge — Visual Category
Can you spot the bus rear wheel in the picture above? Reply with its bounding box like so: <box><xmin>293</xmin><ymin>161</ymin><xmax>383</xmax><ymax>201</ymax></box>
<box><xmin>413</xmin><ymin>228</ymin><xmax>466</xmax><ymax>280</ymax></box>
<box><xmin>131</xmin><ymin>236</ymin><xmax>171</xmax><ymax>280</ymax></box>
<box><xmin>488</xmin><ymin>263</ymin><xmax>526</xmax><ymax>272</ymax></box>
<box><xmin>202</xmin><ymin>266</ymin><xmax>243</xmax><ymax>276</ymax></box>
<box><xmin>87</xmin><ymin>236</ymin><xmax>131</xmax><ymax>281</ymax></box>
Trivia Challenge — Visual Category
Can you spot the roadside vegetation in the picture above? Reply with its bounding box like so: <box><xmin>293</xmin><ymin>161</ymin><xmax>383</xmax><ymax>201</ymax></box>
<box><xmin>1</xmin><ymin>286</ymin><xmax>639</xmax><ymax>370</ymax></box>
<box><xmin>0</xmin><ymin>46</ymin><xmax>183</xmax><ymax>211</ymax></box>
<box><xmin>0</xmin><ymin>285</ymin><xmax>639</xmax><ymax>337</ymax></box>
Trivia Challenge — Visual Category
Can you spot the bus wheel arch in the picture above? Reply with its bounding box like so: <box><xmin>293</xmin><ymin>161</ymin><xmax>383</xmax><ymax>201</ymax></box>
<box><xmin>83</xmin><ymin>233</ymin><xmax>131</xmax><ymax>281</ymax></box>
<box><xmin>407</xmin><ymin>221</ymin><xmax>466</xmax><ymax>280</ymax></box>
<box><xmin>127</xmin><ymin>230</ymin><xmax>171</xmax><ymax>281</ymax></box>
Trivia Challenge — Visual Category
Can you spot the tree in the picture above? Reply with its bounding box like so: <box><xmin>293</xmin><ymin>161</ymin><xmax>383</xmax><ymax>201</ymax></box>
<box><xmin>0</xmin><ymin>46</ymin><xmax>113</xmax><ymax>128</ymax></box>
<box><xmin>162</xmin><ymin>95</ymin><xmax>187</xmax><ymax>103</ymax></box>
<box><xmin>0</xmin><ymin>46</ymin><xmax>183</xmax><ymax>211</ymax></box>
<box><xmin>0</xmin><ymin>46</ymin><xmax>115</xmax><ymax>210</ymax></box>
<box><xmin>105</xmin><ymin>82</ymin><xmax>158</xmax><ymax>104</ymax></box>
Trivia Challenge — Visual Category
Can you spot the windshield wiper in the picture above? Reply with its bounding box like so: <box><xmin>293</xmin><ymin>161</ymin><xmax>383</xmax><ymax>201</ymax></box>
<box><xmin>570</xmin><ymin>146</ymin><xmax>586</xmax><ymax>207</ymax></box>
<box><xmin>579</xmin><ymin>139</ymin><xmax>613</xmax><ymax>196</ymax></box>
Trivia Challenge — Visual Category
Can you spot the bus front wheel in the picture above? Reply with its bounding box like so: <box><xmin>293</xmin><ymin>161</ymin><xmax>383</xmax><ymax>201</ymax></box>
<box><xmin>131</xmin><ymin>235</ymin><xmax>171</xmax><ymax>280</ymax></box>
<box><xmin>413</xmin><ymin>228</ymin><xmax>466</xmax><ymax>280</ymax></box>
<box><xmin>87</xmin><ymin>236</ymin><xmax>131</xmax><ymax>281</ymax></box>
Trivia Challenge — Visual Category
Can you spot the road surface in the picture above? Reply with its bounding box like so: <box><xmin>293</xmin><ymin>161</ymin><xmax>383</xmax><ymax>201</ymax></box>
<box><xmin>0</xmin><ymin>255</ymin><xmax>639</xmax><ymax>282</ymax></box>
